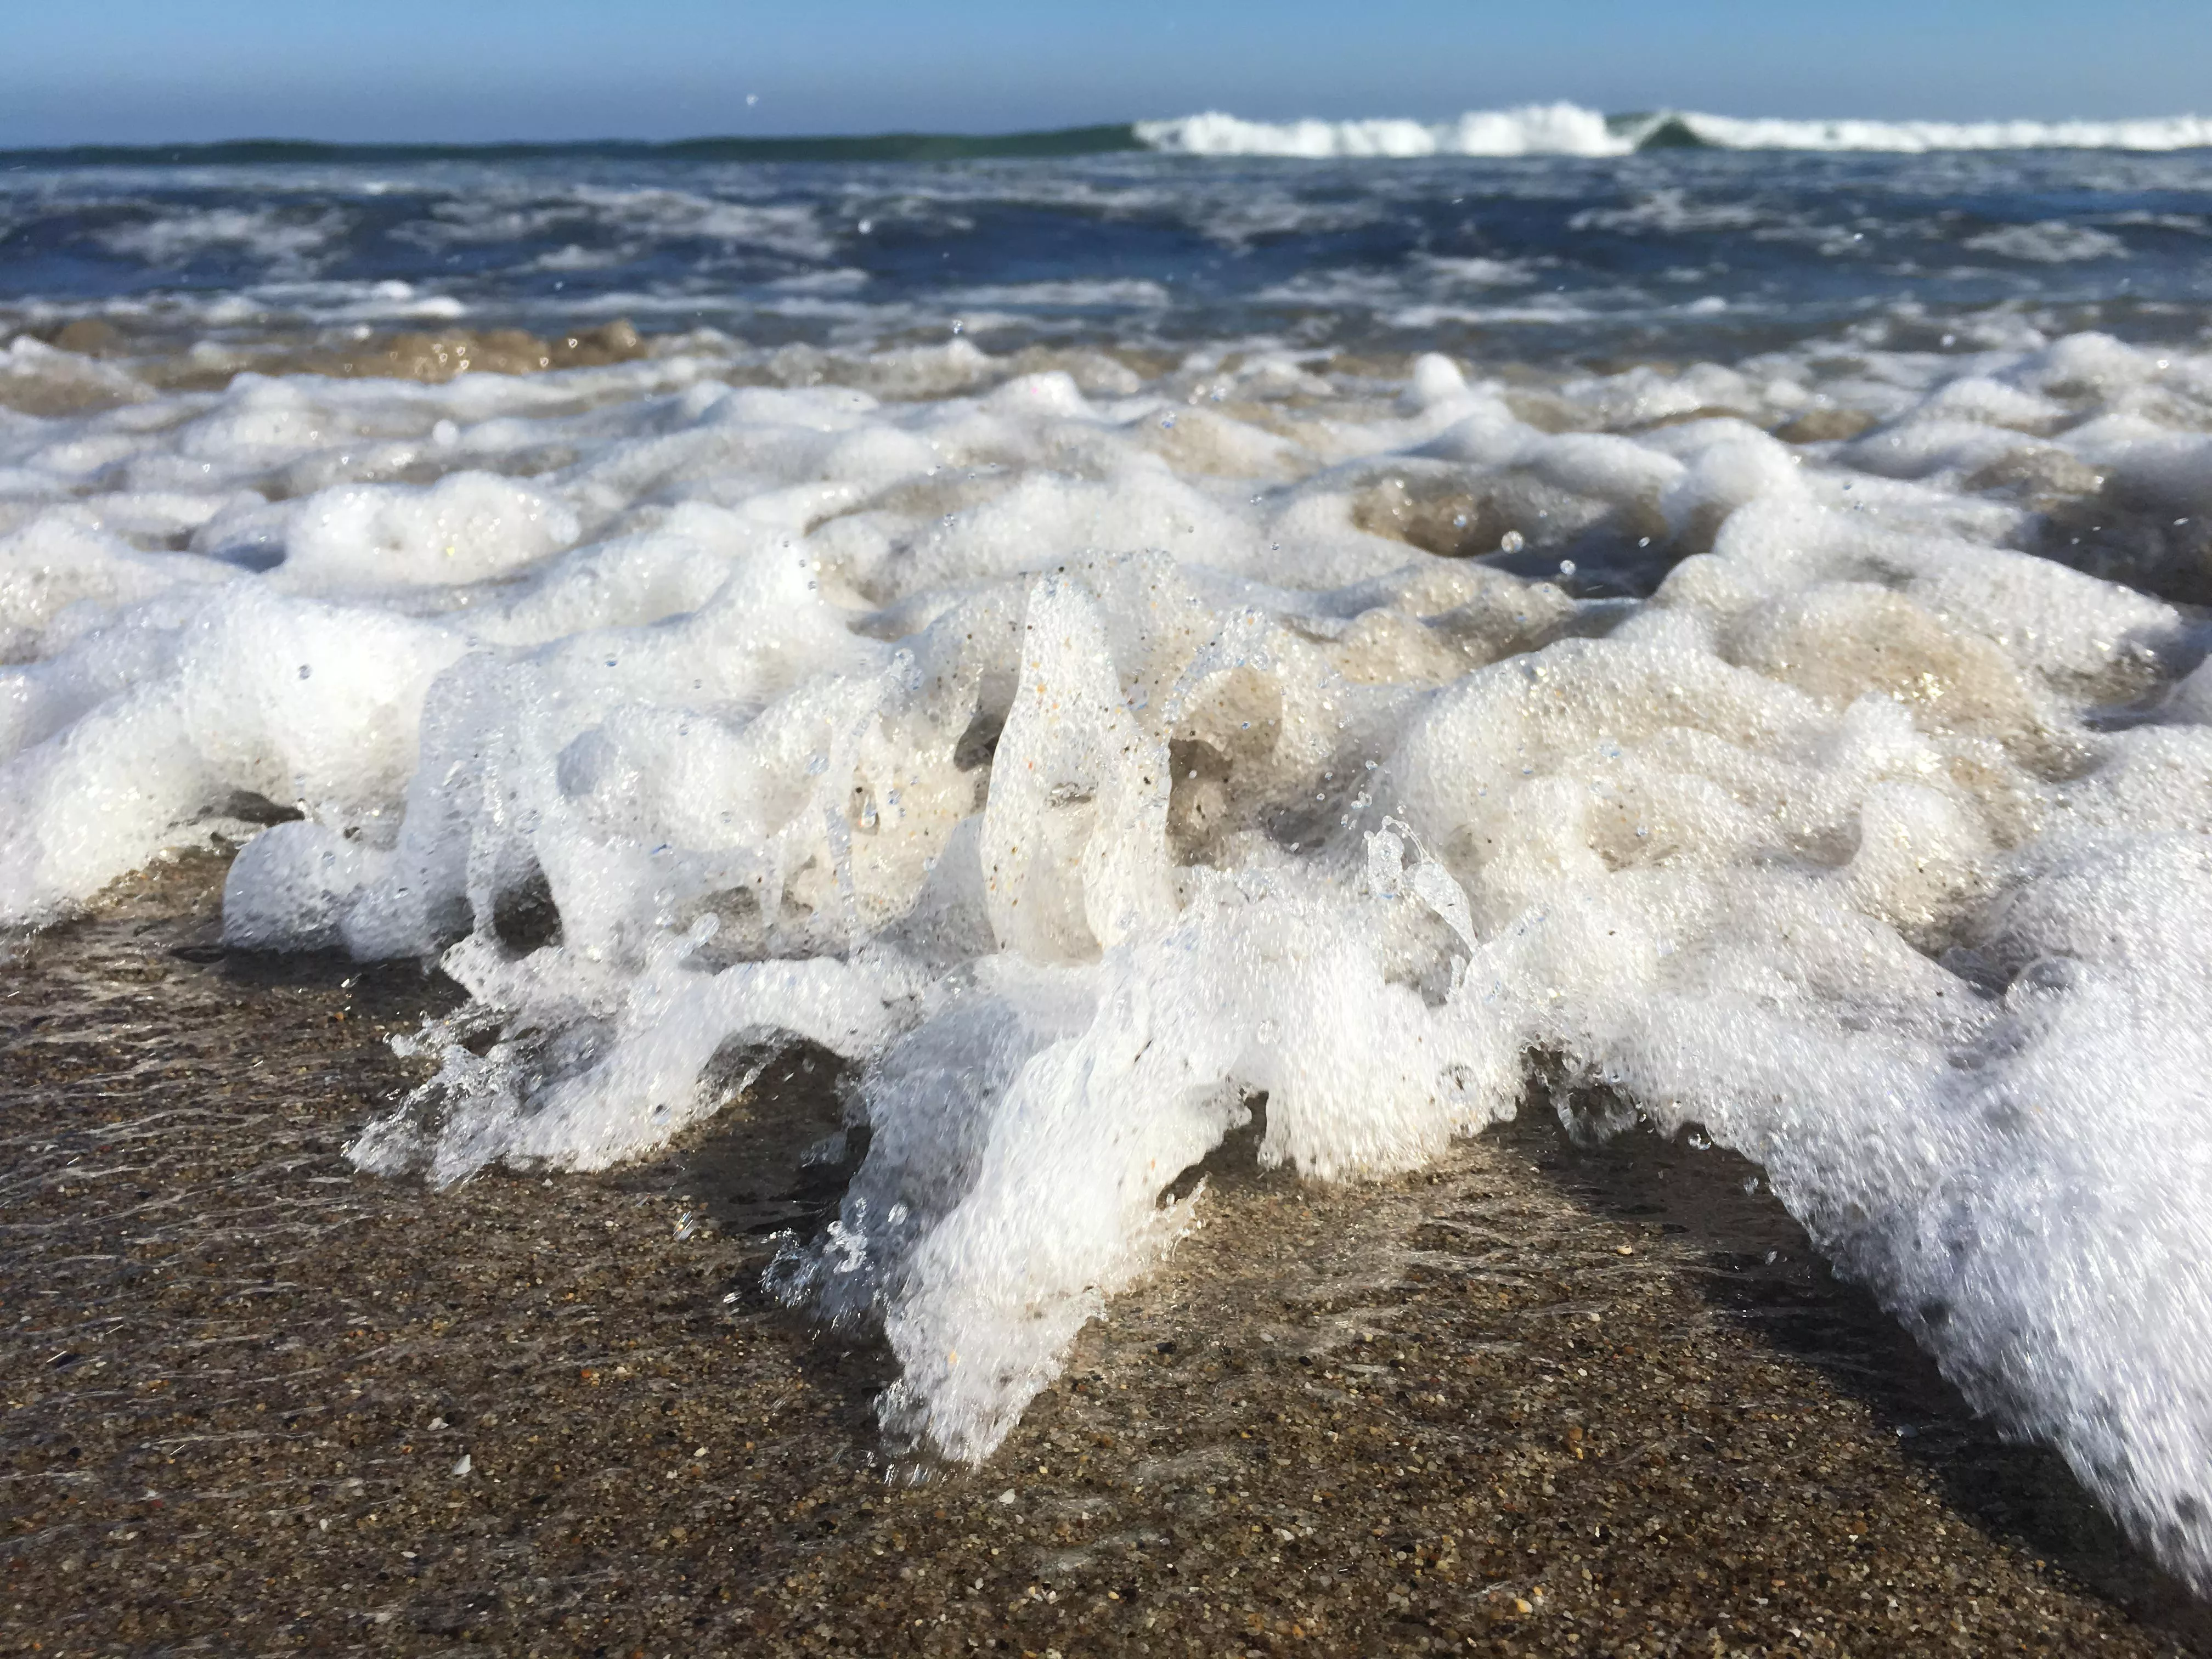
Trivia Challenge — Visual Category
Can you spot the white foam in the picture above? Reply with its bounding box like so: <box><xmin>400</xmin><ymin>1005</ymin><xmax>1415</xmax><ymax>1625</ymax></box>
<box><xmin>98</xmin><ymin>207</ymin><xmax>348</xmax><ymax>270</ymax></box>
<box><xmin>938</xmin><ymin>279</ymin><xmax>1175</xmax><ymax>310</ymax></box>
<box><xmin>1685</xmin><ymin>111</ymin><xmax>2212</xmax><ymax>154</ymax></box>
<box><xmin>1138</xmin><ymin>105</ymin><xmax>2212</xmax><ymax>158</ymax></box>
<box><xmin>1963</xmin><ymin>222</ymin><xmax>2129</xmax><ymax>263</ymax></box>
<box><xmin>1138</xmin><ymin>105</ymin><xmax>1633</xmax><ymax>159</ymax></box>
<box><xmin>7</xmin><ymin>333</ymin><xmax>2212</xmax><ymax>1586</ymax></box>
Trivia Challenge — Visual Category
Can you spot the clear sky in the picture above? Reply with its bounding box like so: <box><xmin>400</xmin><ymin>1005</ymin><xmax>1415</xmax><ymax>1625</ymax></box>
<box><xmin>4</xmin><ymin>0</ymin><xmax>2210</xmax><ymax>148</ymax></box>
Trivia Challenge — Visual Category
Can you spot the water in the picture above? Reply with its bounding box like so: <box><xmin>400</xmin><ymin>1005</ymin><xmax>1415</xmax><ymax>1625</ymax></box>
<box><xmin>8</xmin><ymin>125</ymin><xmax>2212</xmax><ymax>1592</ymax></box>
<box><xmin>3</xmin><ymin>143</ymin><xmax>2212</xmax><ymax>363</ymax></box>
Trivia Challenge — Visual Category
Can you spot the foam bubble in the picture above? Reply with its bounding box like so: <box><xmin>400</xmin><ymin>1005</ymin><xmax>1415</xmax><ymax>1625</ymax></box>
<box><xmin>5</xmin><ymin>333</ymin><xmax>2212</xmax><ymax>1586</ymax></box>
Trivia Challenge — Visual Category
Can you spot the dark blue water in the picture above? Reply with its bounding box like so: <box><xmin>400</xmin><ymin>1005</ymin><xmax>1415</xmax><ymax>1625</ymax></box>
<box><xmin>5</xmin><ymin>148</ymin><xmax>2212</xmax><ymax>364</ymax></box>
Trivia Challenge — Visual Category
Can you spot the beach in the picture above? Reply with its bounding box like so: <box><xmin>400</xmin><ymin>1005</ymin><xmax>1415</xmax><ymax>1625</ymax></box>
<box><xmin>9</xmin><ymin>131</ymin><xmax>2212</xmax><ymax>1646</ymax></box>
<box><xmin>4</xmin><ymin>853</ymin><xmax>2207</xmax><ymax>1656</ymax></box>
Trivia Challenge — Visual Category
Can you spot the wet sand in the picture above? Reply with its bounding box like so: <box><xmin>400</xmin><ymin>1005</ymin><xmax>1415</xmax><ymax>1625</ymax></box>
<box><xmin>4</xmin><ymin>854</ymin><xmax>2209</xmax><ymax>1656</ymax></box>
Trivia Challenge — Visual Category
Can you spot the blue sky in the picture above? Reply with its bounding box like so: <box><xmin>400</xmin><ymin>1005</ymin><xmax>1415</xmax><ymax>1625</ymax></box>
<box><xmin>5</xmin><ymin>0</ymin><xmax>2210</xmax><ymax>146</ymax></box>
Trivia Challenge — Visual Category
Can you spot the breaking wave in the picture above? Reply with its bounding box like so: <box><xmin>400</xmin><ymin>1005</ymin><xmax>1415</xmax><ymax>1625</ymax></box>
<box><xmin>12</xmin><ymin>108</ymin><xmax>2212</xmax><ymax>173</ymax></box>
<box><xmin>1137</xmin><ymin>105</ymin><xmax>2212</xmax><ymax>157</ymax></box>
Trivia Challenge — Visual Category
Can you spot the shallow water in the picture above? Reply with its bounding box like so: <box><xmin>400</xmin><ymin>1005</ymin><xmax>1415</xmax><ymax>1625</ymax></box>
<box><xmin>7</xmin><ymin>143</ymin><xmax>2212</xmax><ymax>1594</ymax></box>
<box><xmin>4</xmin><ymin>145</ymin><xmax>2212</xmax><ymax>363</ymax></box>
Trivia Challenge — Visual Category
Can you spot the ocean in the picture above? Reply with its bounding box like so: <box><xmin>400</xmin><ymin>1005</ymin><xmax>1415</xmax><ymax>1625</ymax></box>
<box><xmin>5</xmin><ymin>105</ymin><xmax>2212</xmax><ymax>1593</ymax></box>
<box><xmin>7</xmin><ymin>106</ymin><xmax>2212</xmax><ymax>362</ymax></box>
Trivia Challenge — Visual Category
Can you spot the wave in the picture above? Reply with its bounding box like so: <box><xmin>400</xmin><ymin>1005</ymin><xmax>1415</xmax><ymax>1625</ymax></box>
<box><xmin>1137</xmin><ymin>105</ymin><xmax>1643</xmax><ymax>159</ymax></box>
<box><xmin>1685</xmin><ymin>111</ymin><xmax>2212</xmax><ymax>153</ymax></box>
<box><xmin>12</xmin><ymin>108</ymin><xmax>2212</xmax><ymax>170</ymax></box>
<box><xmin>1136</xmin><ymin>105</ymin><xmax>2212</xmax><ymax>157</ymax></box>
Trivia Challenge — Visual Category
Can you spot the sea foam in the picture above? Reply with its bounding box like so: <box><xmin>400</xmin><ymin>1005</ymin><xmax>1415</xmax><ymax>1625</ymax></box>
<box><xmin>5</xmin><ymin>330</ymin><xmax>2212</xmax><ymax>1584</ymax></box>
<box><xmin>1137</xmin><ymin>104</ymin><xmax>2212</xmax><ymax>156</ymax></box>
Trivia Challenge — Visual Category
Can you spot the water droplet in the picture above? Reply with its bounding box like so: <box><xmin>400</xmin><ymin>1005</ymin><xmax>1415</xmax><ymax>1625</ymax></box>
<box><xmin>1499</xmin><ymin>529</ymin><xmax>1526</xmax><ymax>554</ymax></box>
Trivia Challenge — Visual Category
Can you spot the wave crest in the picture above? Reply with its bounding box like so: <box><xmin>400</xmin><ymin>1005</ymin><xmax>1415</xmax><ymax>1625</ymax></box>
<box><xmin>1137</xmin><ymin>105</ymin><xmax>2212</xmax><ymax>157</ymax></box>
<box><xmin>1135</xmin><ymin>103</ymin><xmax>1632</xmax><ymax>159</ymax></box>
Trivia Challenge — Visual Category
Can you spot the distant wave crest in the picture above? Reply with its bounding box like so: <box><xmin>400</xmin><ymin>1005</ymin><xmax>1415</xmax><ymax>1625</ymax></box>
<box><xmin>1137</xmin><ymin>104</ymin><xmax>1631</xmax><ymax>159</ymax></box>
<box><xmin>1136</xmin><ymin>105</ymin><xmax>2212</xmax><ymax>157</ymax></box>
<box><xmin>13</xmin><ymin>108</ymin><xmax>2212</xmax><ymax>172</ymax></box>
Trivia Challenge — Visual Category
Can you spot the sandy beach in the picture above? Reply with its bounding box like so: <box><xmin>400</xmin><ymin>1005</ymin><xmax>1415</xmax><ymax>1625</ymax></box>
<box><xmin>4</xmin><ymin>853</ymin><xmax>2207</xmax><ymax>1657</ymax></box>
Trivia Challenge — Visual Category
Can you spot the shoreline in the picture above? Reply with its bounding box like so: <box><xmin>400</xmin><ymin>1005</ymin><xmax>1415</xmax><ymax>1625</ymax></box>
<box><xmin>4</xmin><ymin>855</ymin><xmax>2208</xmax><ymax>1655</ymax></box>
